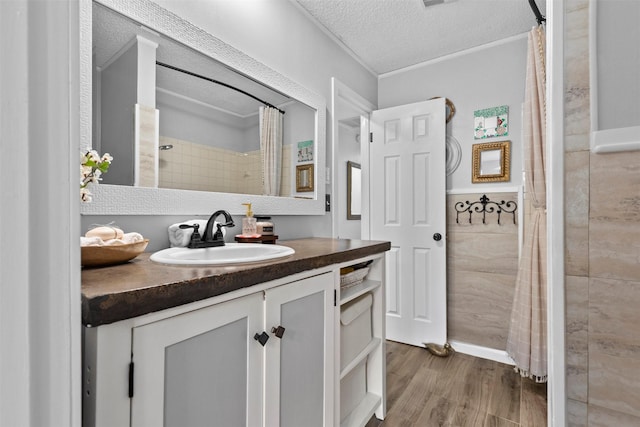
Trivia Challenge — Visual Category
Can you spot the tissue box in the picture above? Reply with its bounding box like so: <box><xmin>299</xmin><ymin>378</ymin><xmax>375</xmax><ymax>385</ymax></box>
<box><xmin>340</xmin><ymin>358</ymin><xmax>367</xmax><ymax>422</ymax></box>
<box><xmin>340</xmin><ymin>293</ymin><xmax>373</xmax><ymax>369</ymax></box>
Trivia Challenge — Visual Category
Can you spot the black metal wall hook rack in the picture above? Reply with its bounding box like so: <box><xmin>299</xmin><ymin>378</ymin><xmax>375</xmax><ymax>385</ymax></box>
<box><xmin>454</xmin><ymin>194</ymin><xmax>517</xmax><ymax>225</ymax></box>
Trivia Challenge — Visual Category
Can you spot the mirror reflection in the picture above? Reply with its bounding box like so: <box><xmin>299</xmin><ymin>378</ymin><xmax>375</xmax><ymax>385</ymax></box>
<box><xmin>347</xmin><ymin>161</ymin><xmax>361</xmax><ymax>220</ymax></box>
<box><xmin>92</xmin><ymin>2</ymin><xmax>316</xmax><ymax>198</ymax></box>
<box><xmin>471</xmin><ymin>141</ymin><xmax>511</xmax><ymax>183</ymax></box>
<box><xmin>479</xmin><ymin>149</ymin><xmax>502</xmax><ymax>175</ymax></box>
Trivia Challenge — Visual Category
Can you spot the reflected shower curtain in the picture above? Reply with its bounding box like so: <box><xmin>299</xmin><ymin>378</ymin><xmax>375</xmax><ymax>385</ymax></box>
<box><xmin>506</xmin><ymin>25</ymin><xmax>548</xmax><ymax>383</ymax></box>
<box><xmin>259</xmin><ymin>106</ymin><xmax>283</xmax><ymax>196</ymax></box>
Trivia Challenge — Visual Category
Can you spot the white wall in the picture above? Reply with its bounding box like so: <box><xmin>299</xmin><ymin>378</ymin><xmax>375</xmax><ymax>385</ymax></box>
<box><xmin>378</xmin><ymin>35</ymin><xmax>528</xmax><ymax>193</ymax></box>
<box><xmin>154</xmin><ymin>0</ymin><xmax>377</xmax><ymax>106</ymax></box>
<box><xmin>158</xmin><ymin>98</ymin><xmax>251</xmax><ymax>151</ymax></box>
<box><xmin>99</xmin><ymin>44</ymin><xmax>137</xmax><ymax>185</ymax></box>
<box><xmin>1</xmin><ymin>1</ymin><xmax>81</xmax><ymax>425</ymax></box>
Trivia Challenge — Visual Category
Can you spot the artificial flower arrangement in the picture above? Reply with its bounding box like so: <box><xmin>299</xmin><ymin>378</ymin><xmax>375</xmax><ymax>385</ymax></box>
<box><xmin>80</xmin><ymin>149</ymin><xmax>112</xmax><ymax>203</ymax></box>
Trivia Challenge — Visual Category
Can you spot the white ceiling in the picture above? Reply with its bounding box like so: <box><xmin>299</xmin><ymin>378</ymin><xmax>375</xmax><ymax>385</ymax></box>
<box><xmin>294</xmin><ymin>0</ymin><xmax>546</xmax><ymax>74</ymax></box>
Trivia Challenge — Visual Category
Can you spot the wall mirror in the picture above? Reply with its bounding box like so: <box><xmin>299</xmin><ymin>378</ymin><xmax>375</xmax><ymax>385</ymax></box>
<box><xmin>81</xmin><ymin>0</ymin><xmax>326</xmax><ymax>216</ymax></box>
<box><xmin>589</xmin><ymin>0</ymin><xmax>640</xmax><ymax>153</ymax></box>
<box><xmin>296</xmin><ymin>165</ymin><xmax>314</xmax><ymax>193</ymax></box>
<box><xmin>472</xmin><ymin>141</ymin><xmax>511</xmax><ymax>183</ymax></box>
<box><xmin>346</xmin><ymin>161</ymin><xmax>361</xmax><ymax>220</ymax></box>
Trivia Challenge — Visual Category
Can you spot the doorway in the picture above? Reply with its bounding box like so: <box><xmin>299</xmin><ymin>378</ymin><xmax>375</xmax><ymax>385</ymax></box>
<box><xmin>330</xmin><ymin>78</ymin><xmax>376</xmax><ymax>240</ymax></box>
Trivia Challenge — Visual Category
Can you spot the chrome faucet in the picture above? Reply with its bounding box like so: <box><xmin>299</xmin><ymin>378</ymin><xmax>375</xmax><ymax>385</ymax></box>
<box><xmin>179</xmin><ymin>210</ymin><xmax>235</xmax><ymax>248</ymax></box>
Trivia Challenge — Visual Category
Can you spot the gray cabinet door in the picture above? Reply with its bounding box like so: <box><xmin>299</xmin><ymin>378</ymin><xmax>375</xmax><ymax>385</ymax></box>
<box><xmin>131</xmin><ymin>293</ymin><xmax>264</xmax><ymax>427</ymax></box>
<box><xmin>264</xmin><ymin>272</ymin><xmax>335</xmax><ymax>427</ymax></box>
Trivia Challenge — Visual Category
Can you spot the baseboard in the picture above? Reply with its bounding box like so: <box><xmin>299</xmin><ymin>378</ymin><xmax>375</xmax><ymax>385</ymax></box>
<box><xmin>448</xmin><ymin>340</ymin><xmax>514</xmax><ymax>366</ymax></box>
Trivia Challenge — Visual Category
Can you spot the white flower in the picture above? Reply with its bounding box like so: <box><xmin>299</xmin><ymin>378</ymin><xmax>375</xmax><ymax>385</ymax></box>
<box><xmin>81</xmin><ymin>164</ymin><xmax>92</xmax><ymax>180</ymax></box>
<box><xmin>87</xmin><ymin>149</ymin><xmax>100</xmax><ymax>163</ymax></box>
<box><xmin>80</xmin><ymin>148</ymin><xmax>113</xmax><ymax>203</ymax></box>
<box><xmin>80</xmin><ymin>187</ymin><xmax>92</xmax><ymax>203</ymax></box>
<box><xmin>90</xmin><ymin>169</ymin><xmax>102</xmax><ymax>183</ymax></box>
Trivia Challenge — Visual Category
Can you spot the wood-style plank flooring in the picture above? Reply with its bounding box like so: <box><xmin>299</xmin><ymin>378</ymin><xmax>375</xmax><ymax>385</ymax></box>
<box><xmin>365</xmin><ymin>341</ymin><xmax>547</xmax><ymax>427</ymax></box>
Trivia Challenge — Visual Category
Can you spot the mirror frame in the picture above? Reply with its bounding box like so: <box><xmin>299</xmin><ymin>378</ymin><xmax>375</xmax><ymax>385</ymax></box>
<box><xmin>471</xmin><ymin>141</ymin><xmax>511</xmax><ymax>183</ymax></box>
<box><xmin>346</xmin><ymin>161</ymin><xmax>361</xmax><ymax>220</ymax></box>
<box><xmin>80</xmin><ymin>0</ymin><xmax>326</xmax><ymax>216</ymax></box>
<box><xmin>295</xmin><ymin>164</ymin><xmax>314</xmax><ymax>193</ymax></box>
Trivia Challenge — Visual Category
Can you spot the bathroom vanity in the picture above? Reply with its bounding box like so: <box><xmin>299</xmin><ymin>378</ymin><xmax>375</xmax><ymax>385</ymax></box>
<box><xmin>82</xmin><ymin>238</ymin><xmax>389</xmax><ymax>427</ymax></box>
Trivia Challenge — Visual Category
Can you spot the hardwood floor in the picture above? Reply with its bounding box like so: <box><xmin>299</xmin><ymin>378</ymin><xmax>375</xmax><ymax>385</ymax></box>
<box><xmin>365</xmin><ymin>341</ymin><xmax>547</xmax><ymax>427</ymax></box>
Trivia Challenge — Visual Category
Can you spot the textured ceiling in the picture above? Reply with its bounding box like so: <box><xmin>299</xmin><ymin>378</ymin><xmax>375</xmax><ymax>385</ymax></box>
<box><xmin>294</xmin><ymin>0</ymin><xmax>546</xmax><ymax>74</ymax></box>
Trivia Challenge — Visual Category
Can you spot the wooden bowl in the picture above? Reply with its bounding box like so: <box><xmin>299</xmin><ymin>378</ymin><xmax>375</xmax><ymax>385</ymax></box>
<box><xmin>81</xmin><ymin>239</ymin><xmax>149</xmax><ymax>268</ymax></box>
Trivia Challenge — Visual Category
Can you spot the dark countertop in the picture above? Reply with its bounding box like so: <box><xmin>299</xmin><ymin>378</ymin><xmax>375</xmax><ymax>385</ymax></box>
<box><xmin>82</xmin><ymin>238</ymin><xmax>390</xmax><ymax>326</ymax></box>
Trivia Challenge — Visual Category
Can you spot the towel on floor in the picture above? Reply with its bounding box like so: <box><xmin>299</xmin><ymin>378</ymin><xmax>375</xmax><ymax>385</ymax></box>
<box><xmin>168</xmin><ymin>219</ymin><xmax>225</xmax><ymax>247</ymax></box>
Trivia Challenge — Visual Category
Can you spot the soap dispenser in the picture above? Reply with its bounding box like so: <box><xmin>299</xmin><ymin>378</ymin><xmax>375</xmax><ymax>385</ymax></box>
<box><xmin>241</xmin><ymin>203</ymin><xmax>258</xmax><ymax>236</ymax></box>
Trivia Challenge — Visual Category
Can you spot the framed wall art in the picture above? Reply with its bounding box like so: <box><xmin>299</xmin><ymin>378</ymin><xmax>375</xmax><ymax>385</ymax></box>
<box><xmin>474</xmin><ymin>105</ymin><xmax>509</xmax><ymax>139</ymax></box>
<box><xmin>297</xmin><ymin>140</ymin><xmax>314</xmax><ymax>162</ymax></box>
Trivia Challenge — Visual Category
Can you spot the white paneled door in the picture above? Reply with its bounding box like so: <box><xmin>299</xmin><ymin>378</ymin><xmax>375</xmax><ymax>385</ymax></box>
<box><xmin>369</xmin><ymin>98</ymin><xmax>447</xmax><ymax>347</ymax></box>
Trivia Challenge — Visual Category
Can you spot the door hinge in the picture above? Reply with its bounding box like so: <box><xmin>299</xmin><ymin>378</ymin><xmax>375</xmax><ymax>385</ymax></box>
<box><xmin>369</xmin><ymin>132</ymin><xmax>373</xmax><ymax>143</ymax></box>
<box><xmin>128</xmin><ymin>361</ymin><xmax>134</xmax><ymax>398</ymax></box>
<box><xmin>334</xmin><ymin>289</ymin><xmax>337</xmax><ymax>307</ymax></box>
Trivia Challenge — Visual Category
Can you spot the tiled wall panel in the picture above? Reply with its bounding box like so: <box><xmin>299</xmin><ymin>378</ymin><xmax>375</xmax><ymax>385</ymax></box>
<box><xmin>446</xmin><ymin>192</ymin><xmax>519</xmax><ymax>350</ymax></box>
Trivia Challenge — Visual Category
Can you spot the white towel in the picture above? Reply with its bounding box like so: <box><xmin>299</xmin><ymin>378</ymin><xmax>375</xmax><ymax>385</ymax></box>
<box><xmin>168</xmin><ymin>219</ymin><xmax>225</xmax><ymax>247</ymax></box>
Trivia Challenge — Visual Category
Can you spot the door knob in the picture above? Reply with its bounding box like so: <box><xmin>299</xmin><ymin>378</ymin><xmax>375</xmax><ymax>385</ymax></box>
<box><xmin>433</xmin><ymin>233</ymin><xmax>442</xmax><ymax>241</ymax></box>
<box><xmin>271</xmin><ymin>325</ymin><xmax>285</xmax><ymax>339</ymax></box>
<box><xmin>254</xmin><ymin>331</ymin><xmax>269</xmax><ymax>346</ymax></box>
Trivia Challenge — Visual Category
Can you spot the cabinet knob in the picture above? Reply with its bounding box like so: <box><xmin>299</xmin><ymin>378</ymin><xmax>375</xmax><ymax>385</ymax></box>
<box><xmin>254</xmin><ymin>331</ymin><xmax>269</xmax><ymax>346</ymax></box>
<box><xmin>271</xmin><ymin>325</ymin><xmax>286</xmax><ymax>339</ymax></box>
<box><xmin>433</xmin><ymin>233</ymin><xmax>442</xmax><ymax>241</ymax></box>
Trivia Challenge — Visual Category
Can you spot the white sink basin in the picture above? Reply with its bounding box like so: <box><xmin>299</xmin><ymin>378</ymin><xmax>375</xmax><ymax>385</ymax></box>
<box><xmin>150</xmin><ymin>243</ymin><xmax>295</xmax><ymax>266</ymax></box>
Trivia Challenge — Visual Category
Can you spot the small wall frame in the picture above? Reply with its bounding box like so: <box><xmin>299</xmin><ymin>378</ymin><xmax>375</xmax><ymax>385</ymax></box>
<box><xmin>472</xmin><ymin>141</ymin><xmax>511</xmax><ymax>183</ymax></box>
<box><xmin>296</xmin><ymin>164</ymin><xmax>314</xmax><ymax>192</ymax></box>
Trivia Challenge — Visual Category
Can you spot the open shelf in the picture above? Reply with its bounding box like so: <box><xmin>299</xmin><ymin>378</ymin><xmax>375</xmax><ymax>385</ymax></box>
<box><xmin>340</xmin><ymin>279</ymin><xmax>381</xmax><ymax>305</ymax></box>
<box><xmin>340</xmin><ymin>337</ymin><xmax>381</xmax><ymax>380</ymax></box>
<box><xmin>340</xmin><ymin>392</ymin><xmax>381</xmax><ymax>427</ymax></box>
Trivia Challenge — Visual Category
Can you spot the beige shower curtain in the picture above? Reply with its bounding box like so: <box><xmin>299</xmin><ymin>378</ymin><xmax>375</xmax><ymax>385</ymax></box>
<box><xmin>259</xmin><ymin>106</ymin><xmax>283</xmax><ymax>196</ymax></box>
<box><xmin>506</xmin><ymin>25</ymin><xmax>547</xmax><ymax>383</ymax></box>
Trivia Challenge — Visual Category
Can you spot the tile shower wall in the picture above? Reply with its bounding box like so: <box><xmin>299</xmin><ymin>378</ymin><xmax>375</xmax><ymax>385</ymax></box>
<box><xmin>446</xmin><ymin>192</ymin><xmax>519</xmax><ymax>350</ymax></box>
<box><xmin>158</xmin><ymin>136</ymin><xmax>291</xmax><ymax>196</ymax></box>
<box><xmin>564</xmin><ymin>1</ymin><xmax>640</xmax><ymax>425</ymax></box>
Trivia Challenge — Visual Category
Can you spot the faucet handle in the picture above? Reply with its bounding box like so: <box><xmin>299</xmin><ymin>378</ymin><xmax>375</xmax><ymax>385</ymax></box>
<box><xmin>179</xmin><ymin>223</ymin><xmax>202</xmax><ymax>245</ymax></box>
<box><xmin>213</xmin><ymin>223</ymin><xmax>225</xmax><ymax>241</ymax></box>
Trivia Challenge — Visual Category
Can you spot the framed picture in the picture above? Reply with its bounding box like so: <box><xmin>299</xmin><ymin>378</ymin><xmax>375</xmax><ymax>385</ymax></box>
<box><xmin>474</xmin><ymin>105</ymin><xmax>509</xmax><ymax>139</ymax></box>
<box><xmin>297</xmin><ymin>140</ymin><xmax>314</xmax><ymax>162</ymax></box>
<box><xmin>296</xmin><ymin>164</ymin><xmax>314</xmax><ymax>192</ymax></box>
<box><xmin>472</xmin><ymin>140</ymin><xmax>511</xmax><ymax>183</ymax></box>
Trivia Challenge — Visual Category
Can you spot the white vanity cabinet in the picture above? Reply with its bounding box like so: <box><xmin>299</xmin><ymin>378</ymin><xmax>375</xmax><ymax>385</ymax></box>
<box><xmin>84</xmin><ymin>272</ymin><xmax>334</xmax><ymax>427</ymax></box>
<box><xmin>82</xmin><ymin>241</ymin><xmax>389</xmax><ymax>427</ymax></box>
<box><xmin>130</xmin><ymin>292</ymin><xmax>264</xmax><ymax>427</ymax></box>
<box><xmin>264</xmin><ymin>273</ymin><xmax>334</xmax><ymax>427</ymax></box>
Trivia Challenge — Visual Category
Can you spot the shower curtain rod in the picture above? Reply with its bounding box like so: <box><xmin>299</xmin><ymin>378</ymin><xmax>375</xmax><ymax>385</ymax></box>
<box><xmin>156</xmin><ymin>61</ymin><xmax>285</xmax><ymax>115</ymax></box>
<box><xmin>527</xmin><ymin>0</ymin><xmax>546</xmax><ymax>25</ymax></box>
